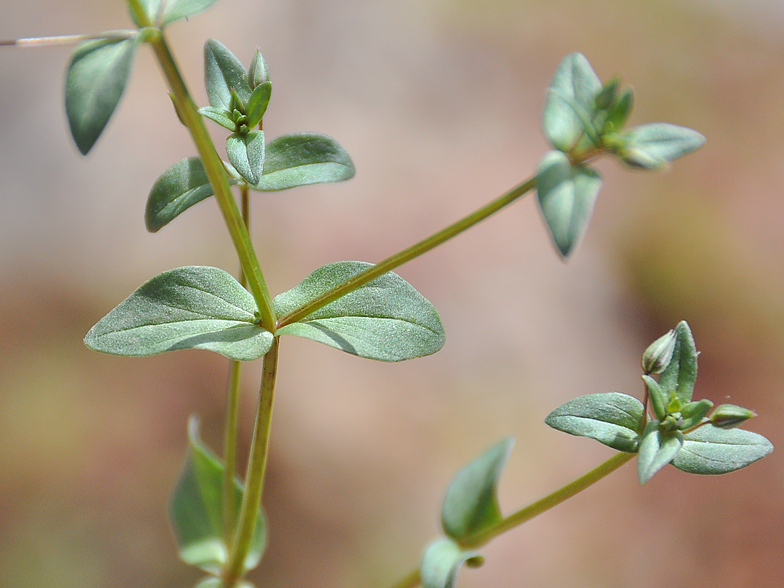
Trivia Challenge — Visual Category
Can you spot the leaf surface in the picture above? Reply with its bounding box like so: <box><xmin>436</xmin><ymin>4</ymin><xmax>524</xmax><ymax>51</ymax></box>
<box><xmin>204</xmin><ymin>39</ymin><xmax>251</xmax><ymax>110</ymax></box>
<box><xmin>673</xmin><ymin>426</ymin><xmax>773</xmax><ymax>475</ymax></box>
<box><xmin>420</xmin><ymin>538</ymin><xmax>483</xmax><ymax>588</ymax></box>
<box><xmin>227</xmin><ymin>131</ymin><xmax>265</xmax><ymax>186</ymax></box>
<box><xmin>637</xmin><ymin>422</ymin><xmax>683</xmax><ymax>484</ymax></box>
<box><xmin>159</xmin><ymin>0</ymin><xmax>219</xmax><ymax>26</ymax></box>
<box><xmin>658</xmin><ymin>321</ymin><xmax>698</xmax><ymax>404</ymax></box>
<box><xmin>621</xmin><ymin>123</ymin><xmax>706</xmax><ymax>169</ymax></box>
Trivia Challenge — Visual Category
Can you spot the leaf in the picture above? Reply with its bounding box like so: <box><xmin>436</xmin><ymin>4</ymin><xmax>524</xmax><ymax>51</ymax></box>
<box><xmin>199</xmin><ymin>106</ymin><xmax>237</xmax><ymax>132</ymax></box>
<box><xmin>65</xmin><ymin>35</ymin><xmax>139</xmax><ymax>154</ymax></box>
<box><xmin>127</xmin><ymin>0</ymin><xmax>162</xmax><ymax>26</ymax></box>
<box><xmin>658</xmin><ymin>321</ymin><xmax>698</xmax><ymax>404</ymax></box>
<box><xmin>84</xmin><ymin>266</ymin><xmax>273</xmax><ymax>361</ymax></box>
<box><xmin>673</xmin><ymin>426</ymin><xmax>773</xmax><ymax>475</ymax></box>
<box><xmin>169</xmin><ymin>417</ymin><xmax>267</xmax><ymax>575</ymax></box>
<box><xmin>159</xmin><ymin>0</ymin><xmax>219</xmax><ymax>27</ymax></box>
<box><xmin>621</xmin><ymin>123</ymin><xmax>706</xmax><ymax>169</ymax></box>
<box><xmin>544</xmin><ymin>392</ymin><xmax>644</xmax><ymax>452</ymax></box>
<box><xmin>227</xmin><ymin>131</ymin><xmax>265</xmax><ymax>186</ymax></box>
<box><xmin>204</xmin><ymin>38</ymin><xmax>251</xmax><ymax>110</ymax></box>
<box><xmin>251</xmin><ymin>133</ymin><xmax>355</xmax><ymax>191</ymax></box>
<box><xmin>536</xmin><ymin>150</ymin><xmax>603</xmax><ymax>258</ymax></box>
<box><xmin>542</xmin><ymin>52</ymin><xmax>603</xmax><ymax>152</ymax></box>
<box><xmin>441</xmin><ymin>438</ymin><xmax>514</xmax><ymax>541</ymax></box>
<box><xmin>194</xmin><ymin>579</ymin><xmax>255</xmax><ymax>588</ymax></box>
<box><xmin>420</xmin><ymin>538</ymin><xmax>483</xmax><ymax>588</ymax></box>
<box><xmin>637</xmin><ymin>422</ymin><xmax>683</xmax><ymax>484</ymax></box>
<box><xmin>274</xmin><ymin>261</ymin><xmax>445</xmax><ymax>362</ymax></box>
<box><xmin>246</xmin><ymin>82</ymin><xmax>272</xmax><ymax>129</ymax></box>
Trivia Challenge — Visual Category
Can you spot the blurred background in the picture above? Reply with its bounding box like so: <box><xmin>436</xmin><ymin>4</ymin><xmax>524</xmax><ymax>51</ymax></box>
<box><xmin>2</xmin><ymin>0</ymin><xmax>784</xmax><ymax>586</ymax></box>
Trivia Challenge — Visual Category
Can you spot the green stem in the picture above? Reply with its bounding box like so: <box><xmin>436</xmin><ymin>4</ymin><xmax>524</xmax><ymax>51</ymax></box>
<box><xmin>388</xmin><ymin>569</ymin><xmax>421</xmax><ymax>588</ymax></box>
<box><xmin>0</xmin><ymin>30</ymin><xmax>137</xmax><ymax>47</ymax></box>
<box><xmin>222</xmin><ymin>360</ymin><xmax>242</xmax><ymax>547</ymax></box>
<box><xmin>223</xmin><ymin>338</ymin><xmax>280</xmax><ymax>586</ymax></box>
<box><xmin>278</xmin><ymin>176</ymin><xmax>537</xmax><ymax>327</ymax></box>
<box><xmin>146</xmin><ymin>31</ymin><xmax>276</xmax><ymax>332</ymax></box>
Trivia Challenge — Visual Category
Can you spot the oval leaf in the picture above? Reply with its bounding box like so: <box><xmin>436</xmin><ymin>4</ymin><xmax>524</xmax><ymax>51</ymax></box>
<box><xmin>673</xmin><ymin>426</ymin><xmax>773</xmax><ymax>475</ymax></box>
<box><xmin>274</xmin><ymin>261</ymin><xmax>445</xmax><ymax>362</ymax></box>
<box><xmin>251</xmin><ymin>133</ymin><xmax>355</xmax><ymax>191</ymax></box>
<box><xmin>84</xmin><ymin>266</ymin><xmax>273</xmax><ymax>361</ymax></box>
<box><xmin>658</xmin><ymin>321</ymin><xmax>698</xmax><ymax>404</ymax></box>
<box><xmin>65</xmin><ymin>35</ymin><xmax>139</xmax><ymax>154</ymax></box>
<box><xmin>227</xmin><ymin>130</ymin><xmax>265</xmax><ymax>186</ymax></box>
<box><xmin>204</xmin><ymin>39</ymin><xmax>251</xmax><ymax>110</ymax></box>
<box><xmin>441</xmin><ymin>438</ymin><xmax>514</xmax><ymax>541</ymax></box>
<box><xmin>536</xmin><ymin>150</ymin><xmax>603</xmax><ymax>258</ymax></box>
<box><xmin>246</xmin><ymin>82</ymin><xmax>272</xmax><ymax>129</ymax></box>
<box><xmin>159</xmin><ymin>0</ymin><xmax>219</xmax><ymax>27</ymax></box>
<box><xmin>169</xmin><ymin>417</ymin><xmax>267</xmax><ymax>575</ymax></box>
<box><xmin>545</xmin><ymin>392</ymin><xmax>644</xmax><ymax>452</ymax></box>
<box><xmin>420</xmin><ymin>538</ymin><xmax>483</xmax><ymax>588</ymax></box>
<box><xmin>621</xmin><ymin>123</ymin><xmax>706</xmax><ymax>169</ymax></box>
<box><xmin>637</xmin><ymin>422</ymin><xmax>683</xmax><ymax>484</ymax></box>
<box><xmin>199</xmin><ymin>106</ymin><xmax>237</xmax><ymax>132</ymax></box>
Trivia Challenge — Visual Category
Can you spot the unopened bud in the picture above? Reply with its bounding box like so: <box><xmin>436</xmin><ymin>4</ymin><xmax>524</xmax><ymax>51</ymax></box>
<box><xmin>248</xmin><ymin>49</ymin><xmax>270</xmax><ymax>89</ymax></box>
<box><xmin>642</xmin><ymin>329</ymin><xmax>677</xmax><ymax>374</ymax></box>
<box><xmin>710</xmin><ymin>404</ymin><xmax>756</xmax><ymax>429</ymax></box>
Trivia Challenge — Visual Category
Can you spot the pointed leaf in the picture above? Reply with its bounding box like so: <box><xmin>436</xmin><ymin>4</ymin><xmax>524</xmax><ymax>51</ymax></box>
<box><xmin>542</xmin><ymin>52</ymin><xmax>602</xmax><ymax>151</ymax></box>
<box><xmin>251</xmin><ymin>133</ymin><xmax>355</xmax><ymax>191</ymax></box>
<box><xmin>65</xmin><ymin>35</ymin><xmax>139</xmax><ymax>154</ymax></box>
<box><xmin>274</xmin><ymin>261</ymin><xmax>445</xmax><ymax>362</ymax></box>
<box><xmin>420</xmin><ymin>538</ymin><xmax>483</xmax><ymax>588</ymax></box>
<box><xmin>673</xmin><ymin>426</ymin><xmax>773</xmax><ymax>475</ymax></box>
<box><xmin>227</xmin><ymin>131</ymin><xmax>265</xmax><ymax>185</ymax></box>
<box><xmin>246</xmin><ymin>82</ymin><xmax>272</xmax><ymax>129</ymax></box>
<box><xmin>199</xmin><ymin>106</ymin><xmax>237</xmax><ymax>131</ymax></box>
<box><xmin>621</xmin><ymin>123</ymin><xmax>706</xmax><ymax>169</ymax></box>
<box><xmin>658</xmin><ymin>321</ymin><xmax>698</xmax><ymax>404</ymax></box>
<box><xmin>536</xmin><ymin>150</ymin><xmax>603</xmax><ymax>258</ymax></box>
<box><xmin>84</xmin><ymin>266</ymin><xmax>273</xmax><ymax>361</ymax></box>
<box><xmin>159</xmin><ymin>0</ymin><xmax>219</xmax><ymax>27</ymax></box>
<box><xmin>545</xmin><ymin>392</ymin><xmax>644</xmax><ymax>452</ymax></box>
<box><xmin>637</xmin><ymin>422</ymin><xmax>683</xmax><ymax>484</ymax></box>
<box><xmin>441</xmin><ymin>438</ymin><xmax>513</xmax><ymax>541</ymax></box>
<box><xmin>170</xmin><ymin>417</ymin><xmax>267</xmax><ymax>575</ymax></box>
<box><xmin>204</xmin><ymin>39</ymin><xmax>251</xmax><ymax>110</ymax></box>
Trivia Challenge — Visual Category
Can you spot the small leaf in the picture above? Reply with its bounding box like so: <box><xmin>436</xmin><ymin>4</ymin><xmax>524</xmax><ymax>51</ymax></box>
<box><xmin>251</xmin><ymin>133</ymin><xmax>355</xmax><ymax>191</ymax></box>
<box><xmin>159</xmin><ymin>0</ymin><xmax>219</xmax><ymax>27</ymax></box>
<box><xmin>536</xmin><ymin>150</ymin><xmax>603</xmax><ymax>258</ymax></box>
<box><xmin>420</xmin><ymin>538</ymin><xmax>483</xmax><ymax>588</ymax></box>
<box><xmin>545</xmin><ymin>392</ymin><xmax>644</xmax><ymax>452</ymax></box>
<box><xmin>441</xmin><ymin>438</ymin><xmax>514</xmax><ymax>541</ymax></box>
<box><xmin>127</xmin><ymin>0</ymin><xmax>162</xmax><ymax>27</ymax></box>
<box><xmin>274</xmin><ymin>261</ymin><xmax>445</xmax><ymax>362</ymax></box>
<box><xmin>199</xmin><ymin>106</ymin><xmax>237</xmax><ymax>132</ymax></box>
<box><xmin>227</xmin><ymin>130</ymin><xmax>265</xmax><ymax>185</ymax></box>
<box><xmin>642</xmin><ymin>375</ymin><xmax>668</xmax><ymax>422</ymax></box>
<box><xmin>169</xmin><ymin>417</ymin><xmax>267</xmax><ymax>575</ymax></box>
<box><xmin>84</xmin><ymin>266</ymin><xmax>273</xmax><ymax>361</ymax></box>
<box><xmin>673</xmin><ymin>426</ymin><xmax>773</xmax><ymax>475</ymax></box>
<box><xmin>65</xmin><ymin>35</ymin><xmax>139</xmax><ymax>154</ymax></box>
<box><xmin>658</xmin><ymin>321</ymin><xmax>698</xmax><ymax>404</ymax></box>
<box><xmin>204</xmin><ymin>39</ymin><xmax>251</xmax><ymax>110</ymax></box>
<box><xmin>620</xmin><ymin>123</ymin><xmax>706</xmax><ymax>169</ymax></box>
<box><xmin>542</xmin><ymin>53</ymin><xmax>603</xmax><ymax>152</ymax></box>
<box><xmin>605</xmin><ymin>88</ymin><xmax>633</xmax><ymax>131</ymax></box>
<box><xmin>637</xmin><ymin>422</ymin><xmax>684</xmax><ymax>484</ymax></box>
<box><xmin>246</xmin><ymin>82</ymin><xmax>272</xmax><ymax>129</ymax></box>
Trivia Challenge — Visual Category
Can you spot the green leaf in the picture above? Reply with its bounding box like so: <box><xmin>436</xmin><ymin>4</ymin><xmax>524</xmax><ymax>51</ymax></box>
<box><xmin>199</xmin><ymin>106</ymin><xmax>237</xmax><ymax>132</ymax></box>
<box><xmin>251</xmin><ymin>133</ymin><xmax>355</xmax><ymax>191</ymax></box>
<box><xmin>673</xmin><ymin>426</ymin><xmax>773</xmax><ymax>475</ymax></box>
<box><xmin>194</xmin><ymin>579</ymin><xmax>255</xmax><ymax>588</ymax></box>
<box><xmin>542</xmin><ymin>52</ymin><xmax>602</xmax><ymax>152</ymax></box>
<box><xmin>204</xmin><ymin>39</ymin><xmax>251</xmax><ymax>110</ymax></box>
<box><xmin>658</xmin><ymin>321</ymin><xmax>698</xmax><ymax>404</ymax></box>
<box><xmin>169</xmin><ymin>417</ymin><xmax>267</xmax><ymax>575</ymax></box>
<box><xmin>536</xmin><ymin>150</ymin><xmax>603</xmax><ymax>258</ymax></box>
<box><xmin>441</xmin><ymin>438</ymin><xmax>513</xmax><ymax>541</ymax></box>
<box><xmin>65</xmin><ymin>35</ymin><xmax>139</xmax><ymax>154</ymax></box>
<box><xmin>605</xmin><ymin>88</ymin><xmax>633</xmax><ymax>132</ymax></box>
<box><xmin>637</xmin><ymin>422</ymin><xmax>683</xmax><ymax>484</ymax></box>
<box><xmin>545</xmin><ymin>392</ymin><xmax>644</xmax><ymax>452</ymax></box>
<box><xmin>274</xmin><ymin>261</ymin><xmax>445</xmax><ymax>362</ymax></box>
<box><xmin>246</xmin><ymin>82</ymin><xmax>272</xmax><ymax>129</ymax></box>
<box><xmin>420</xmin><ymin>538</ymin><xmax>483</xmax><ymax>588</ymax></box>
<box><xmin>642</xmin><ymin>375</ymin><xmax>668</xmax><ymax>422</ymax></box>
<box><xmin>159</xmin><ymin>0</ymin><xmax>219</xmax><ymax>27</ymax></box>
<box><xmin>84</xmin><ymin>266</ymin><xmax>273</xmax><ymax>361</ymax></box>
<box><xmin>620</xmin><ymin>123</ymin><xmax>706</xmax><ymax>169</ymax></box>
<box><xmin>127</xmin><ymin>0</ymin><xmax>161</xmax><ymax>26</ymax></box>
<box><xmin>227</xmin><ymin>130</ymin><xmax>265</xmax><ymax>185</ymax></box>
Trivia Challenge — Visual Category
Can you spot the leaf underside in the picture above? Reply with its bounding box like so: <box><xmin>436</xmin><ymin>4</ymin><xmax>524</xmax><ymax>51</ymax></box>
<box><xmin>420</xmin><ymin>538</ymin><xmax>482</xmax><ymax>588</ymax></box>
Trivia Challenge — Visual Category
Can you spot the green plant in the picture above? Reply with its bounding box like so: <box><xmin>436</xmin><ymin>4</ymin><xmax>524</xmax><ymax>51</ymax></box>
<box><xmin>1</xmin><ymin>2</ymin><xmax>773</xmax><ymax>587</ymax></box>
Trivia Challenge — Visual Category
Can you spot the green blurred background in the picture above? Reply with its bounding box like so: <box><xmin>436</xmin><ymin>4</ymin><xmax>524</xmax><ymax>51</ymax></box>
<box><xmin>2</xmin><ymin>0</ymin><xmax>783</xmax><ymax>586</ymax></box>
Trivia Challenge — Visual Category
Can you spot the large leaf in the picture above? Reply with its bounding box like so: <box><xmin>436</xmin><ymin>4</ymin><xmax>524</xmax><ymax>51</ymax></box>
<box><xmin>536</xmin><ymin>150</ymin><xmax>603</xmax><ymax>258</ymax></box>
<box><xmin>169</xmin><ymin>417</ymin><xmax>267</xmax><ymax>575</ymax></box>
<box><xmin>227</xmin><ymin>130</ymin><xmax>265</xmax><ymax>185</ymax></box>
<box><xmin>620</xmin><ymin>123</ymin><xmax>706</xmax><ymax>169</ymax></box>
<box><xmin>673</xmin><ymin>426</ymin><xmax>773</xmax><ymax>475</ymax></box>
<box><xmin>274</xmin><ymin>261</ymin><xmax>445</xmax><ymax>362</ymax></box>
<box><xmin>441</xmin><ymin>438</ymin><xmax>514</xmax><ymax>542</ymax></box>
<box><xmin>545</xmin><ymin>392</ymin><xmax>644</xmax><ymax>453</ymax></box>
<box><xmin>251</xmin><ymin>133</ymin><xmax>355</xmax><ymax>191</ymax></box>
<box><xmin>204</xmin><ymin>39</ymin><xmax>251</xmax><ymax>110</ymax></box>
<box><xmin>84</xmin><ymin>266</ymin><xmax>273</xmax><ymax>361</ymax></box>
<box><xmin>420</xmin><ymin>538</ymin><xmax>483</xmax><ymax>588</ymax></box>
<box><xmin>65</xmin><ymin>35</ymin><xmax>139</xmax><ymax>154</ymax></box>
<box><xmin>637</xmin><ymin>422</ymin><xmax>683</xmax><ymax>484</ymax></box>
<box><xmin>159</xmin><ymin>0</ymin><xmax>219</xmax><ymax>27</ymax></box>
<box><xmin>658</xmin><ymin>321</ymin><xmax>698</xmax><ymax>404</ymax></box>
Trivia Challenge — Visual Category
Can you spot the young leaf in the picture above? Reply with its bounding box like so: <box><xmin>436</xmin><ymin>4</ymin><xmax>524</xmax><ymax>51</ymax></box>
<box><xmin>169</xmin><ymin>417</ymin><xmax>267</xmax><ymax>575</ymax></box>
<box><xmin>673</xmin><ymin>426</ymin><xmax>773</xmax><ymax>475</ymax></box>
<box><xmin>420</xmin><ymin>538</ymin><xmax>483</xmax><ymax>588</ymax></box>
<box><xmin>441</xmin><ymin>438</ymin><xmax>514</xmax><ymax>541</ymax></box>
<box><xmin>542</xmin><ymin>53</ymin><xmax>602</xmax><ymax>152</ymax></box>
<box><xmin>199</xmin><ymin>106</ymin><xmax>237</xmax><ymax>132</ymax></box>
<box><xmin>227</xmin><ymin>130</ymin><xmax>265</xmax><ymax>186</ymax></box>
<box><xmin>642</xmin><ymin>375</ymin><xmax>668</xmax><ymax>422</ymax></box>
<box><xmin>536</xmin><ymin>150</ymin><xmax>603</xmax><ymax>258</ymax></box>
<box><xmin>251</xmin><ymin>133</ymin><xmax>355</xmax><ymax>191</ymax></box>
<box><xmin>544</xmin><ymin>392</ymin><xmax>644</xmax><ymax>452</ymax></box>
<box><xmin>246</xmin><ymin>81</ymin><xmax>272</xmax><ymax>129</ymax></box>
<box><xmin>204</xmin><ymin>39</ymin><xmax>252</xmax><ymax>110</ymax></box>
<box><xmin>637</xmin><ymin>422</ymin><xmax>684</xmax><ymax>484</ymax></box>
<box><xmin>658</xmin><ymin>321</ymin><xmax>698</xmax><ymax>404</ymax></box>
<box><xmin>84</xmin><ymin>266</ymin><xmax>273</xmax><ymax>361</ymax></box>
<box><xmin>274</xmin><ymin>261</ymin><xmax>445</xmax><ymax>362</ymax></box>
<box><xmin>65</xmin><ymin>35</ymin><xmax>139</xmax><ymax>154</ymax></box>
<box><xmin>620</xmin><ymin>123</ymin><xmax>706</xmax><ymax>169</ymax></box>
<box><xmin>159</xmin><ymin>0</ymin><xmax>219</xmax><ymax>27</ymax></box>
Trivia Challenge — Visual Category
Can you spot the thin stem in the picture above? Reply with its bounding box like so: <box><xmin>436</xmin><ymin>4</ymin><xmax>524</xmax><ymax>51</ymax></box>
<box><xmin>223</xmin><ymin>338</ymin><xmax>280</xmax><ymax>586</ymax></box>
<box><xmin>222</xmin><ymin>360</ymin><xmax>242</xmax><ymax>547</ymax></box>
<box><xmin>278</xmin><ymin>176</ymin><xmax>537</xmax><ymax>327</ymax></box>
<box><xmin>0</xmin><ymin>30</ymin><xmax>137</xmax><ymax>47</ymax></box>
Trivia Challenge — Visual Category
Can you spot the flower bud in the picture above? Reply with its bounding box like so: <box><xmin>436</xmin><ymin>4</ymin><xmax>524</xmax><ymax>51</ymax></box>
<box><xmin>642</xmin><ymin>329</ymin><xmax>677</xmax><ymax>374</ymax></box>
<box><xmin>248</xmin><ymin>48</ymin><xmax>270</xmax><ymax>89</ymax></box>
<box><xmin>710</xmin><ymin>404</ymin><xmax>756</xmax><ymax>429</ymax></box>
